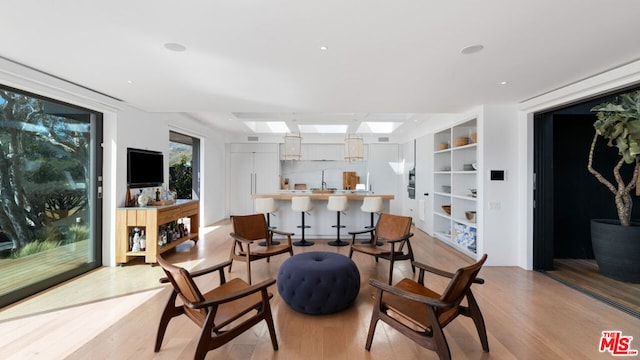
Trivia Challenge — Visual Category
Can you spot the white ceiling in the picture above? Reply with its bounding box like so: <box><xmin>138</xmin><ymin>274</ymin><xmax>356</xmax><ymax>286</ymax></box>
<box><xmin>2</xmin><ymin>1</ymin><xmax>640</xmax><ymax>138</ymax></box>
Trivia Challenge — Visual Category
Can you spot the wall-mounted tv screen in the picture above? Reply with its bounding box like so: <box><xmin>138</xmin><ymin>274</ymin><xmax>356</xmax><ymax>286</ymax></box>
<box><xmin>127</xmin><ymin>147</ymin><xmax>164</xmax><ymax>188</ymax></box>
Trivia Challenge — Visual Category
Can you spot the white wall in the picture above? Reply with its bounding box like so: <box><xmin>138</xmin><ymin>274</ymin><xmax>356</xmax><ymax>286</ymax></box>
<box><xmin>111</xmin><ymin>110</ymin><xmax>227</xmax><ymax>265</ymax></box>
<box><xmin>280</xmin><ymin>160</ymin><xmax>367</xmax><ymax>191</ymax></box>
<box><xmin>368</xmin><ymin>144</ymin><xmax>402</xmax><ymax>214</ymax></box>
<box><xmin>479</xmin><ymin>105</ymin><xmax>519</xmax><ymax>266</ymax></box>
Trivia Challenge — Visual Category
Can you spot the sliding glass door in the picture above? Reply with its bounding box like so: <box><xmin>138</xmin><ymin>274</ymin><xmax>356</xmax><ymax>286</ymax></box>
<box><xmin>0</xmin><ymin>85</ymin><xmax>102</xmax><ymax>307</ymax></box>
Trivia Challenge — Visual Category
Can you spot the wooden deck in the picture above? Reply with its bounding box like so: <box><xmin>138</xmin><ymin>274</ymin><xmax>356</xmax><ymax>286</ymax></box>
<box><xmin>0</xmin><ymin>241</ymin><xmax>90</xmax><ymax>295</ymax></box>
<box><xmin>546</xmin><ymin>258</ymin><xmax>640</xmax><ymax>317</ymax></box>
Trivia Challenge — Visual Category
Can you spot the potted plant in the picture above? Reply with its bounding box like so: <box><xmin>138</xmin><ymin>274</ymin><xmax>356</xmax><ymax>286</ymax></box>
<box><xmin>588</xmin><ymin>89</ymin><xmax>640</xmax><ymax>283</ymax></box>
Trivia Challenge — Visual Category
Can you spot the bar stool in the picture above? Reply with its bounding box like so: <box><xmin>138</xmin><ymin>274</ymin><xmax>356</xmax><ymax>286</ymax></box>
<box><xmin>255</xmin><ymin>198</ymin><xmax>280</xmax><ymax>246</ymax></box>
<box><xmin>361</xmin><ymin>197</ymin><xmax>383</xmax><ymax>228</ymax></box>
<box><xmin>291</xmin><ymin>196</ymin><xmax>314</xmax><ymax>246</ymax></box>
<box><xmin>361</xmin><ymin>196</ymin><xmax>383</xmax><ymax>245</ymax></box>
<box><xmin>327</xmin><ymin>196</ymin><xmax>349</xmax><ymax>246</ymax></box>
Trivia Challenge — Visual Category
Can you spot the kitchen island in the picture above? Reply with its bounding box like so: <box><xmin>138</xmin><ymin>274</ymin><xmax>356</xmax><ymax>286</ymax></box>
<box><xmin>252</xmin><ymin>191</ymin><xmax>395</xmax><ymax>240</ymax></box>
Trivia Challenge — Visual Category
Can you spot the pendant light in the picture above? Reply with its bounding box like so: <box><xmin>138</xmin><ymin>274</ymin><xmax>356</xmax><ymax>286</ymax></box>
<box><xmin>344</xmin><ymin>134</ymin><xmax>364</xmax><ymax>162</ymax></box>
<box><xmin>283</xmin><ymin>133</ymin><xmax>302</xmax><ymax>160</ymax></box>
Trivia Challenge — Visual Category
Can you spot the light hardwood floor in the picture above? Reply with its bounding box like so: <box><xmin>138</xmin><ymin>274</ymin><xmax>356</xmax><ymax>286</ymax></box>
<box><xmin>1</xmin><ymin>219</ymin><xmax>639</xmax><ymax>359</ymax></box>
<box><xmin>547</xmin><ymin>259</ymin><xmax>640</xmax><ymax>316</ymax></box>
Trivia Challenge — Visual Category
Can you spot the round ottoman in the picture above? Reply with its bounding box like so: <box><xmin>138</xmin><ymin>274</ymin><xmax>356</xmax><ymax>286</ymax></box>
<box><xmin>277</xmin><ymin>251</ymin><xmax>360</xmax><ymax>315</ymax></box>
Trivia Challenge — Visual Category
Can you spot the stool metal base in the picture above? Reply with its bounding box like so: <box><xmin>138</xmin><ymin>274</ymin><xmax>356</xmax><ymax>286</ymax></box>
<box><xmin>293</xmin><ymin>240</ymin><xmax>314</xmax><ymax>246</ymax></box>
<box><xmin>328</xmin><ymin>211</ymin><xmax>348</xmax><ymax>247</ymax></box>
<box><xmin>361</xmin><ymin>212</ymin><xmax>382</xmax><ymax>244</ymax></box>
<box><xmin>259</xmin><ymin>215</ymin><xmax>280</xmax><ymax>246</ymax></box>
<box><xmin>259</xmin><ymin>240</ymin><xmax>280</xmax><ymax>246</ymax></box>
<box><xmin>328</xmin><ymin>239</ymin><xmax>349</xmax><ymax>246</ymax></box>
<box><xmin>294</xmin><ymin>212</ymin><xmax>313</xmax><ymax>246</ymax></box>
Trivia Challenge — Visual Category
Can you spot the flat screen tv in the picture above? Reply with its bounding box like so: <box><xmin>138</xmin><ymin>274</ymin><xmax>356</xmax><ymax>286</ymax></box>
<box><xmin>127</xmin><ymin>148</ymin><xmax>164</xmax><ymax>188</ymax></box>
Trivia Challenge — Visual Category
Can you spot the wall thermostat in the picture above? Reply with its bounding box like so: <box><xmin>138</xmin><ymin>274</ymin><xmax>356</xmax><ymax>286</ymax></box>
<box><xmin>490</xmin><ymin>170</ymin><xmax>506</xmax><ymax>181</ymax></box>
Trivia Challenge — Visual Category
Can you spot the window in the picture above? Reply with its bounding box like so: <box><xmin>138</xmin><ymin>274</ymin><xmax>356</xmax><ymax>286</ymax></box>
<box><xmin>169</xmin><ymin>131</ymin><xmax>199</xmax><ymax>199</ymax></box>
<box><xmin>0</xmin><ymin>85</ymin><xmax>102</xmax><ymax>307</ymax></box>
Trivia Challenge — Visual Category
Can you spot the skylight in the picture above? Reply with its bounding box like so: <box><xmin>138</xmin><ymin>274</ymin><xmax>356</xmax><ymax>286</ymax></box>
<box><xmin>356</xmin><ymin>122</ymin><xmax>402</xmax><ymax>134</ymax></box>
<box><xmin>298</xmin><ymin>124</ymin><xmax>348</xmax><ymax>134</ymax></box>
<box><xmin>243</xmin><ymin>121</ymin><xmax>290</xmax><ymax>133</ymax></box>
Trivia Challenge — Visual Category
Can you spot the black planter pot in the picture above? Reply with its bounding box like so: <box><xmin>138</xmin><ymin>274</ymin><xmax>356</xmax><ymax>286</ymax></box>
<box><xmin>590</xmin><ymin>219</ymin><xmax>640</xmax><ymax>283</ymax></box>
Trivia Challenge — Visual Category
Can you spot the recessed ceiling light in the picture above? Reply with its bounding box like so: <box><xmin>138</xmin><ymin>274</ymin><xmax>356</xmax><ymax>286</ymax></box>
<box><xmin>460</xmin><ymin>44</ymin><xmax>484</xmax><ymax>55</ymax></box>
<box><xmin>127</xmin><ymin>80</ymin><xmax>133</xmax><ymax>84</ymax></box>
<box><xmin>319</xmin><ymin>46</ymin><xmax>328</xmax><ymax>51</ymax></box>
<box><xmin>500</xmin><ymin>81</ymin><xmax>508</xmax><ymax>85</ymax></box>
<box><xmin>164</xmin><ymin>43</ymin><xmax>187</xmax><ymax>52</ymax></box>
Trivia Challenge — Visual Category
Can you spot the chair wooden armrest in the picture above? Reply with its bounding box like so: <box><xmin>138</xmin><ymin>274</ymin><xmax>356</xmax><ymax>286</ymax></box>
<box><xmin>379</xmin><ymin>232</ymin><xmax>414</xmax><ymax>244</ymax></box>
<box><xmin>160</xmin><ymin>260</ymin><xmax>232</xmax><ymax>283</ymax></box>
<box><xmin>413</xmin><ymin>260</ymin><xmax>485</xmax><ymax>284</ymax></box>
<box><xmin>230</xmin><ymin>232</ymin><xmax>254</xmax><ymax>244</ymax></box>
<box><xmin>190</xmin><ymin>278</ymin><xmax>276</xmax><ymax>309</ymax></box>
<box><xmin>349</xmin><ymin>228</ymin><xmax>375</xmax><ymax>236</ymax></box>
<box><xmin>368</xmin><ymin>278</ymin><xmax>453</xmax><ymax>309</ymax></box>
<box><xmin>270</xmin><ymin>229</ymin><xmax>294</xmax><ymax>236</ymax></box>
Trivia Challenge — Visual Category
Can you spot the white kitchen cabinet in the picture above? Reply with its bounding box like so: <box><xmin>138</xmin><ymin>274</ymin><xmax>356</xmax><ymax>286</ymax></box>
<box><xmin>432</xmin><ymin>118</ymin><xmax>478</xmax><ymax>258</ymax></box>
<box><xmin>229</xmin><ymin>146</ymin><xmax>279</xmax><ymax>216</ymax></box>
<box><xmin>304</xmin><ymin>144</ymin><xmax>344</xmax><ymax>160</ymax></box>
<box><xmin>367</xmin><ymin>144</ymin><xmax>400</xmax><ymax>214</ymax></box>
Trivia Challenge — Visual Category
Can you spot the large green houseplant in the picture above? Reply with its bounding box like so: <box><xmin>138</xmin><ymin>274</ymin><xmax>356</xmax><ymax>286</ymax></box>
<box><xmin>588</xmin><ymin>89</ymin><xmax>640</xmax><ymax>283</ymax></box>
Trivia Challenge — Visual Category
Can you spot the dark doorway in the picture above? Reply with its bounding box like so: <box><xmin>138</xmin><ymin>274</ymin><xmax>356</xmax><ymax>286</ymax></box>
<box><xmin>533</xmin><ymin>86</ymin><xmax>640</xmax><ymax>317</ymax></box>
<box><xmin>534</xmin><ymin>91</ymin><xmax>640</xmax><ymax>269</ymax></box>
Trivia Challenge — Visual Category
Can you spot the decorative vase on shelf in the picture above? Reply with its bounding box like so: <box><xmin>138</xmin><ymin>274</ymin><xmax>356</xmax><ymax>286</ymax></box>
<box><xmin>138</xmin><ymin>194</ymin><xmax>151</xmax><ymax>207</ymax></box>
<box><xmin>140</xmin><ymin>230</ymin><xmax>146</xmax><ymax>250</ymax></box>
<box><xmin>132</xmin><ymin>227</ymin><xmax>141</xmax><ymax>252</ymax></box>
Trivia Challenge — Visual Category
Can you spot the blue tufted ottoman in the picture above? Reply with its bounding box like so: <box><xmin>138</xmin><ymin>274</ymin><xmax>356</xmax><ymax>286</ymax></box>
<box><xmin>277</xmin><ymin>251</ymin><xmax>360</xmax><ymax>315</ymax></box>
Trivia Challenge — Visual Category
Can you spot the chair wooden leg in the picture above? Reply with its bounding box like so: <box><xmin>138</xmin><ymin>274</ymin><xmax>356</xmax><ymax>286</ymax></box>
<box><xmin>194</xmin><ymin>312</ymin><xmax>217</xmax><ymax>360</ymax></box>
<box><xmin>366</xmin><ymin>287</ymin><xmax>385</xmax><ymax>351</ymax></box>
<box><xmin>228</xmin><ymin>248</ymin><xmax>235</xmax><ymax>272</ymax></box>
<box><xmin>262</xmin><ymin>293</ymin><xmax>279</xmax><ymax>350</ymax></box>
<box><xmin>388</xmin><ymin>244</ymin><xmax>395</xmax><ymax>285</ymax></box>
<box><xmin>467</xmin><ymin>291</ymin><xmax>490</xmax><ymax>352</ymax></box>
<box><xmin>365</xmin><ymin>303</ymin><xmax>381</xmax><ymax>350</ymax></box>
<box><xmin>246</xmin><ymin>257</ymin><xmax>252</xmax><ymax>285</ymax></box>
<box><xmin>155</xmin><ymin>290</ymin><xmax>181</xmax><ymax>352</ymax></box>
<box><xmin>407</xmin><ymin>242</ymin><xmax>416</xmax><ymax>274</ymax></box>
<box><xmin>428</xmin><ymin>307</ymin><xmax>451</xmax><ymax>360</ymax></box>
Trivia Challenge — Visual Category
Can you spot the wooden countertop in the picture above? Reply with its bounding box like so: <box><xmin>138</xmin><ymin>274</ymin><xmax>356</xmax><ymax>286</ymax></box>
<box><xmin>117</xmin><ymin>199</ymin><xmax>198</xmax><ymax>210</ymax></box>
<box><xmin>253</xmin><ymin>193</ymin><xmax>394</xmax><ymax>201</ymax></box>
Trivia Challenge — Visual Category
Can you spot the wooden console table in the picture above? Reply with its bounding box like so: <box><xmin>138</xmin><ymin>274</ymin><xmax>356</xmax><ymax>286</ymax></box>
<box><xmin>116</xmin><ymin>199</ymin><xmax>199</xmax><ymax>265</ymax></box>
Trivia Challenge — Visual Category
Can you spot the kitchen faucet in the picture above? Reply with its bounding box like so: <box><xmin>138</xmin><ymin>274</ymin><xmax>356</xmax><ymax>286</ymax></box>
<box><xmin>321</xmin><ymin>170</ymin><xmax>327</xmax><ymax>190</ymax></box>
